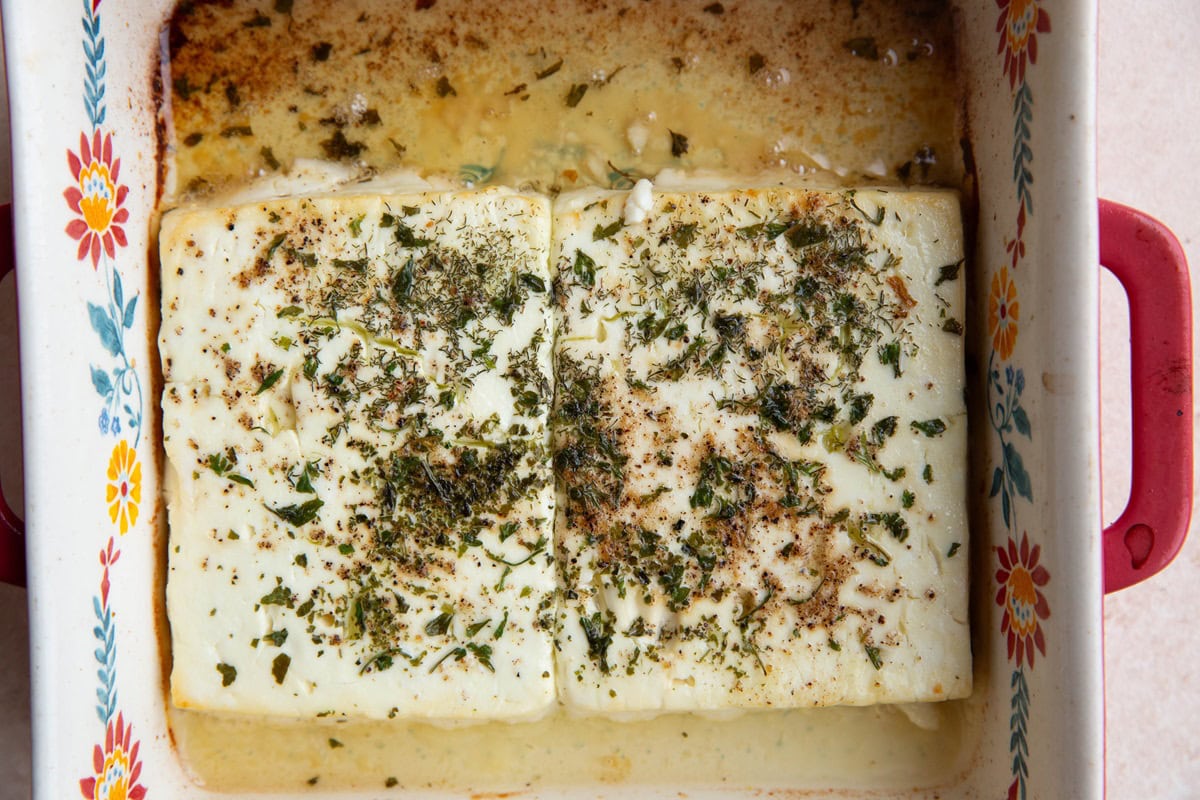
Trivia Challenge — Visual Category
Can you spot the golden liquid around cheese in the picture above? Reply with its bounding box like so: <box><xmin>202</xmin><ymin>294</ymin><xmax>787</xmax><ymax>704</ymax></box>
<box><xmin>162</xmin><ymin>0</ymin><xmax>978</xmax><ymax>792</ymax></box>
<box><xmin>171</xmin><ymin>701</ymin><xmax>978</xmax><ymax>793</ymax></box>
<box><xmin>165</xmin><ymin>0</ymin><xmax>961</xmax><ymax>197</ymax></box>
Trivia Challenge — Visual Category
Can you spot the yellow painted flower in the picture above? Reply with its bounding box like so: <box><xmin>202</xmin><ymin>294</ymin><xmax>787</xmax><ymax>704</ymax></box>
<box><xmin>105</xmin><ymin>440</ymin><xmax>141</xmax><ymax>535</ymax></box>
<box><xmin>988</xmin><ymin>266</ymin><xmax>1020</xmax><ymax>360</ymax></box>
<box><xmin>79</xmin><ymin>713</ymin><xmax>146</xmax><ymax>800</ymax></box>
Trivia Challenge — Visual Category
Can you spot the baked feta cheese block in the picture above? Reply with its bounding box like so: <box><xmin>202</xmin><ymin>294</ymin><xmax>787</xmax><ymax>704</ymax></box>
<box><xmin>161</xmin><ymin>187</ymin><xmax>556</xmax><ymax>721</ymax></box>
<box><xmin>551</xmin><ymin>183</ymin><xmax>969</xmax><ymax>714</ymax></box>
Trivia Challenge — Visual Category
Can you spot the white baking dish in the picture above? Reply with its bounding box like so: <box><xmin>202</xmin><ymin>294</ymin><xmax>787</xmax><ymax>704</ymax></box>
<box><xmin>1</xmin><ymin>0</ymin><xmax>1191</xmax><ymax>796</ymax></box>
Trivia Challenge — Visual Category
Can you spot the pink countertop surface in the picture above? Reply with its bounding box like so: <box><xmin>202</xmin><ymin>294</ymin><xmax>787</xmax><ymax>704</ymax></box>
<box><xmin>0</xmin><ymin>0</ymin><xmax>1196</xmax><ymax>795</ymax></box>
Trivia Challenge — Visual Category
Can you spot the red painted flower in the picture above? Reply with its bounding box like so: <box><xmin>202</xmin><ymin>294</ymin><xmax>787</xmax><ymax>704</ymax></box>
<box><xmin>996</xmin><ymin>0</ymin><xmax>1051</xmax><ymax>88</ymax></box>
<box><xmin>65</xmin><ymin>129</ymin><xmax>129</xmax><ymax>268</ymax></box>
<box><xmin>79</xmin><ymin>713</ymin><xmax>146</xmax><ymax>800</ymax></box>
<box><xmin>995</xmin><ymin>533</ymin><xmax>1050</xmax><ymax>668</ymax></box>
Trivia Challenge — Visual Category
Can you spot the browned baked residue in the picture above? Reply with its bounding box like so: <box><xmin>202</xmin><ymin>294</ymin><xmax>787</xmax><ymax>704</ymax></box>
<box><xmin>144</xmin><ymin>204</ymin><xmax>174</xmax><ymax>714</ymax></box>
<box><xmin>164</xmin><ymin>0</ymin><xmax>962</xmax><ymax>196</ymax></box>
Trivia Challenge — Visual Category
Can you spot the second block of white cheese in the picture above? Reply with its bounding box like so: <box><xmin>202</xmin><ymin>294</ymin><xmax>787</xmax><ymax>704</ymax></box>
<box><xmin>551</xmin><ymin>185</ymin><xmax>970</xmax><ymax>714</ymax></box>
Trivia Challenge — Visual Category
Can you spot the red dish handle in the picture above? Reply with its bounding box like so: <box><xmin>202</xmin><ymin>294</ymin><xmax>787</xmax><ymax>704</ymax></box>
<box><xmin>1100</xmin><ymin>199</ymin><xmax>1193</xmax><ymax>593</ymax></box>
<box><xmin>0</xmin><ymin>204</ymin><xmax>24</xmax><ymax>587</ymax></box>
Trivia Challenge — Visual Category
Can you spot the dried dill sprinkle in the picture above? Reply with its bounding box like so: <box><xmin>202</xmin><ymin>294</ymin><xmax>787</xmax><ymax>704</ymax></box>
<box><xmin>536</xmin><ymin>58</ymin><xmax>563</xmax><ymax>80</ymax></box>
<box><xmin>216</xmin><ymin>663</ymin><xmax>237</xmax><ymax>686</ymax></box>
<box><xmin>320</xmin><ymin>129</ymin><xmax>367</xmax><ymax>160</ymax></box>
<box><xmin>565</xmin><ymin>83</ymin><xmax>588</xmax><ymax>108</ymax></box>
<box><xmin>311</xmin><ymin>41</ymin><xmax>333</xmax><ymax>62</ymax></box>
<box><xmin>260</xmin><ymin>146</ymin><xmax>281</xmax><ymax>171</ymax></box>
<box><xmin>436</xmin><ymin>76</ymin><xmax>457</xmax><ymax>97</ymax></box>
<box><xmin>271</xmin><ymin>653</ymin><xmax>291</xmax><ymax>684</ymax></box>
<box><xmin>669</xmin><ymin>130</ymin><xmax>689</xmax><ymax>157</ymax></box>
<box><xmin>911</xmin><ymin>418</ymin><xmax>946</xmax><ymax>437</ymax></box>
<box><xmin>936</xmin><ymin>260</ymin><xmax>964</xmax><ymax>285</ymax></box>
<box><xmin>864</xmin><ymin>644</ymin><xmax>883</xmax><ymax>669</ymax></box>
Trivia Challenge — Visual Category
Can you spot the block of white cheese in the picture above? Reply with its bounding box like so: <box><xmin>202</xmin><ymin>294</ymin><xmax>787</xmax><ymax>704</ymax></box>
<box><xmin>160</xmin><ymin>187</ymin><xmax>557</xmax><ymax>721</ymax></box>
<box><xmin>551</xmin><ymin>183</ymin><xmax>969</xmax><ymax>714</ymax></box>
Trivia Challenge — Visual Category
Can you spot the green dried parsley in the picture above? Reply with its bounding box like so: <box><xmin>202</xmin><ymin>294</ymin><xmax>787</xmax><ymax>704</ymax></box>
<box><xmin>216</xmin><ymin>663</ymin><xmax>237</xmax><ymax>686</ymax></box>
<box><xmin>271</xmin><ymin>653</ymin><xmax>291</xmax><ymax>684</ymax></box>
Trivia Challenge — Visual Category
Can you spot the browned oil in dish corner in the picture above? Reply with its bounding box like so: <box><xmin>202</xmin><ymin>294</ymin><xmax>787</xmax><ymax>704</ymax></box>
<box><xmin>160</xmin><ymin>0</ymin><xmax>979</xmax><ymax>793</ymax></box>
<box><xmin>164</xmin><ymin>0</ymin><xmax>961</xmax><ymax>197</ymax></box>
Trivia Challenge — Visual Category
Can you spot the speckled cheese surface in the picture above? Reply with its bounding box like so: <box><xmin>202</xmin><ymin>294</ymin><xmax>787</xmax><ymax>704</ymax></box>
<box><xmin>550</xmin><ymin>185</ymin><xmax>970</xmax><ymax>714</ymax></box>
<box><xmin>160</xmin><ymin>188</ymin><xmax>557</xmax><ymax>722</ymax></box>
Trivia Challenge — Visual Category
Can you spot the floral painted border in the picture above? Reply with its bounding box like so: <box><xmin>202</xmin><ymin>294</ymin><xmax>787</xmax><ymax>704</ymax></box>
<box><xmin>66</xmin><ymin>0</ymin><xmax>149</xmax><ymax>798</ymax></box>
<box><xmin>991</xmin><ymin>2</ymin><xmax>1053</xmax><ymax>799</ymax></box>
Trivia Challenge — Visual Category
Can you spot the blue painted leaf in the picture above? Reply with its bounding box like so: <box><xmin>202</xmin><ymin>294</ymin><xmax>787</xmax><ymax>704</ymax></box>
<box><xmin>93</xmin><ymin>595</ymin><xmax>103</xmax><ymax>618</ymax></box>
<box><xmin>94</xmin><ymin>647</ymin><xmax>106</xmax><ymax>664</ymax></box>
<box><xmin>1005</xmin><ymin>365</ymin><xmax>1015</xmax><ymax>385</ymax></box>
<box><xmin>1013</xmin><ymin>406</ymin><xmax>1032</xmax><ymax>438</ymax></box>
<box><xmin>96</xmin><ymin>706</ymin><xmax>107</xmax><ymax>724</ymax></box>
<box><xmin>989</xmin><ymin>467</ymin><xmax>1004</xmax><ymax>498</ymax></box>
<box><xmin>1004</xmin><ymin>442</ymin><xmax>1034</xmax><ymax>501</ymax></box>
<box><xmin>1001</xmin><ymin>486</ymin><xmax>1011</xmax><ymax>528</ymax></box>
<box><xmin>1014</xmin><ymin>368</ymin><xmax>1026</xmax><ymax>396</ymax></box>
<box><xmin>123</xmin><ymin>295</ymin><xmax>138</xmax><ymax>329</ymax></box>
<box><xmin>112</xmin><ymin>269</ymin><xmax>124</xmax><ymax>315</ymax></box>
<box><xmin>88</xmin><ymin>302</ymin><xmax>121</xmax><ymax>357</ymax></box>
<box><xmin>90</xmin><ymin>366</ymin><xmax>113</xmax><ymax>397</ymax></box>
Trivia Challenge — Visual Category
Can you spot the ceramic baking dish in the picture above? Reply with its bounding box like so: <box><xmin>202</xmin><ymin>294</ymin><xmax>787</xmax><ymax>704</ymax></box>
<box><xmin>0</xmin><ymin>0</ymin><xmax>1192</xmax><ymax>796</ymax></box>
